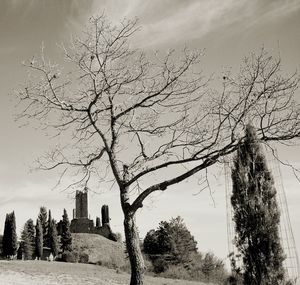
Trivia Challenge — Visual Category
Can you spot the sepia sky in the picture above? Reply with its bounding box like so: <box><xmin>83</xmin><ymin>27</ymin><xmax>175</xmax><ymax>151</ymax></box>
<box><xmin>0</xmin><ymin>0</ymin><xmax>300</xmax><ymax>265</ymax></box>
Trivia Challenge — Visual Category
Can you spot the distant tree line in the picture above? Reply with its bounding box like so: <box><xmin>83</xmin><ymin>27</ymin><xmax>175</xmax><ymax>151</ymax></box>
<box><xmin>1</xmin><ymin>207</ymin><xmax>72</xmax><ymax>260</ymax></box>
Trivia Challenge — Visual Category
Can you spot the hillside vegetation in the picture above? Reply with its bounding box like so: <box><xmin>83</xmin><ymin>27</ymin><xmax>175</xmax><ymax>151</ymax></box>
<box><xmin>71</xmin><ymin>232</ymin><xmax>224</xmax><ymax>284</ymax></box>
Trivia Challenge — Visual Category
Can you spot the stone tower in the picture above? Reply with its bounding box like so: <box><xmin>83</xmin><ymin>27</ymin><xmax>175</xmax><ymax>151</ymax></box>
<box><xmin>66</xmin><ymin>189</ymin><xmax>116</xmax><ymax>241</ymax></box>
<box><xmin>101</xmin><ymin>204</ymin><xmax>110</xmax><ymax>225</ymax></box>
<box><xmin>75</xmin><ymin>189</ymin><xmax>88</xmax><ymax>218</ymax></box>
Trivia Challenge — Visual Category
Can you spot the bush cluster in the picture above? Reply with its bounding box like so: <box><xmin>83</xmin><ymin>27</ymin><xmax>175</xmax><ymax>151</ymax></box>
<box><xmin>143</xmin><ymin>216</ymin><xmax>228</xmax><ymax>284</ymax></box>
<box><xmin>60</xmin><ymin>250</ymin><xmax>90</xmax><ymax>264</ymax></box>
<box><xmin>61</xmin><ymin>251</ymin><xmax>78</xmax><ymax>263</ymax></box>
<box><xmin>78</xmin><ymin>252</ymin><xmax>89</xmax><ymax>263</ymax></box>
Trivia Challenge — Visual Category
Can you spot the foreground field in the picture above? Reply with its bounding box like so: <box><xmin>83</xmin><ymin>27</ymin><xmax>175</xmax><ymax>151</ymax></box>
<box><xmin>0</xmin><ymin>260</ymin><xmax>208</xmax><ymax>285</ymax></box>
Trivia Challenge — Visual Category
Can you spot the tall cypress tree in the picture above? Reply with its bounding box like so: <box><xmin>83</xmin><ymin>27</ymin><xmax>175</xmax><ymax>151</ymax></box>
<box><xmin>26</xmin><ymin>219</ymin><xmax>35</xmax><ymax>259</ymax></box>
<box><xmin>46</xmin><ymin>209</ymin><xmax>52</xmax><ymax>247</ymax></box>
<box><xmin>231</xmin><ymin>125</ymin><xmax>286</xmax><ymax>285</ymax></box>
<box><xmin>2</xmin><ymin>213</ymin><xmax>10</xmax><ymax>257</ymax></box>
<box><xmin>49</xmin><ymin>219</ymin><xmax>59</xmax><ymax>257</ymax></box>
<box><xmin>38</xmin><ymin>206</ymin><xmax>48</xmax><ymax>247</ymax></box>
<box><xmin>35</xmin><ymin>219</ymin><xmax>43</xmax><ymax>259</ymax></box>
<box><xmin>61</xmin><ymin>209</ymin><xmax>72</xmax><ymax>252</ymax></box>
<box><xmin>10</xmin><ymin>211</ymin><xmax>18</xmax><ymax>257</ymax></box>
<box><xmin>21</xmin><ymin>220</ymin><xmax>34</xmax><ymax>260</ymax></box>
<box><xmin>2</xmin><ymin>212</ymin><xmax>18</xmax><ymax>258</ymax></box>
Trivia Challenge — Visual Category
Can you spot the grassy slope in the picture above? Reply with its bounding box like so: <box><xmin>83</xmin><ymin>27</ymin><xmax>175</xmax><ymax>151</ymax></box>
<box><xmin>72</xmin><ymin>233</ymin><xmax>128</xmax><ymax>268</ymax></box>
<box><xmin>0</xmin><ymin>260</ymin><xmax>208</xmax><ymax>285</ymax></box>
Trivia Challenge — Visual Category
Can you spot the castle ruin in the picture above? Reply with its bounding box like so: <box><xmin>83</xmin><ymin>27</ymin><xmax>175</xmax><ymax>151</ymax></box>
<box><xmin>59</xmin><ymin>188</ymin><xmax>117</xmax><ymax>241</ymax></box>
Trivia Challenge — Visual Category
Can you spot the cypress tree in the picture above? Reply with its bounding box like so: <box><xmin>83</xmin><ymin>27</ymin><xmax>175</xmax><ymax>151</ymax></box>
<box><xmin>10</xmin><ymin>211</ymin><xmax>18</xmax><ymax>257</ymax></box>
<box><xmin>61</xmin><ymin>209</ymin><xmax>72</xmax><ymax>252</ymax></box>
<box><xmin>2</xmin><ymin>214</ymin><xmax>10</xmax><ymax>257</ymax></box>
<box><xmin>46</xmin><ymin>209</ymin><xmax>52</xmax><ymax>247</ymax></box>
<box><xmin>231</xmin><ymin>124</ymin><xmax>286</xmax><ymax>285</ymax></box>
<box><xmin>38</xmin><ymin>206</ymin><xmax>48</xmax><ymax>247</ymax></box>
<box><xmin>35</xmin><ymin>219</ymin><xmax>43</xmax><ymax>259</ymax></box>
<box><xmin>49</xmin><ymin>219</ymin><xmax>59</xmax><ymax>257</ymax></box>
<box><xmin>26</xmin><ymin>219</ymin><xmax>35</xmax><ymax>259</ymax></box>
<box><xmin>21</xmin><ymin>221</ymin><xmax>34</xmax><ymax>260</ymax></box>
<box><xmin>3</xmin><ymin>212</ymin><xmax>18</xmax><ymax>258</ymax></box>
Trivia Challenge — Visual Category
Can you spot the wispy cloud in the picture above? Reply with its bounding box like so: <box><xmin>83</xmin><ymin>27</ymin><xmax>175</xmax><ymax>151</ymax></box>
<box><xmin>0</xmin><ymin>0</ymin><xmax>93</xmax><ymax>41</ymax></box>
<box><xmin>236</xmin><ymin>0</ymin><xmax>300</xmax><ymax>31</ymax></box>
<box><xmin>92</xmin><ymin>0</ymin><xmax>300</xmax><ymax>49</ymax></box>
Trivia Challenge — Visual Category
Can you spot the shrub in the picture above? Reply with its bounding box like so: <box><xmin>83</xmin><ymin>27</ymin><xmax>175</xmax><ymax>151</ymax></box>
<box><xmin>152</xmin><ymin>256</ymin><xmax>169</xmax><ymax>273</ymax></box>
<box><xmin>115</xmin><ymin>232</ymin><xmax>122</xmax><ymax>243</ymax></box>
<box><xmin>93</xmin><ymin>254</ymin><xmax>132</xmax><ymax>273</ymax></box>
<box><xmin>143</xmin><ymin>216</ymin><xmax>197</xmax><ymax>267</ymax></box>
<box><xmin>108</xmin><ymin>232</ymin><xmax>118</xmax><ymax>242</ymax></box>
<box><xmin>61</xmin><ymin>250</ymin><xmax>78</xmax><ymax>263</ymax></box>
<box><xmin>78</xmin><ymin>253</ymin><xmax>89</xmax><ymax>263</ymax></box>
<box><xmin>159</xmin><ymin>264</ymin><xmax>191</xmax><ymax>281</ymax></box>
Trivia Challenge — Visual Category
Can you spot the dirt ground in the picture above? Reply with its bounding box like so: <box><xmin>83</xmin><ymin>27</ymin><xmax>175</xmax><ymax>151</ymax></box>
<box><xmin>0</xmin><ymin>260</ymin><xmax>207</xmax><ymax>285</ymax></box>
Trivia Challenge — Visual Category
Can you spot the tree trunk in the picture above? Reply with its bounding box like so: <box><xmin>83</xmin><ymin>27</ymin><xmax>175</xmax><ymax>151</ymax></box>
<box><xmin>124</xmin><ymin>212</ymin><xmax>145</xmax><ymax>285</ymax></box>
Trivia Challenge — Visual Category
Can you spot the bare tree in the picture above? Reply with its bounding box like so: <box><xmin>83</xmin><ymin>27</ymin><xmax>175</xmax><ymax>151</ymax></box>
<box><xmin>16</xmin><ymin>16</ymin><xmax>300</xmax><ymax>285</ymax></box>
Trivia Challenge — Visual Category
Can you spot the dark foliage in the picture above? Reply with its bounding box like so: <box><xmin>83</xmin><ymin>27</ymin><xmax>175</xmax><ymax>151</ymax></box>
<box><xmin>60</xmin><ymin>209</ymin><xmax>72</xmax><ymax>252</ymax></box>
<box><xmin>38</xmin><ymin>206</ymin><xmax>48</xmax><ymax>246</ymax></box>
<box><xmin>143</xmin><ymin>230</ymin><xmax>160</xmax><ymax>255</ymax></box>
<box><xmin>151</xmin><ymin>256</ymin><xmax>169</xmax><ymax>273</ymax></box>
<box><xmin>2</xmin><ymin>212</ymin><xmax>18</xmax><ymax>258</ymax></box>
<box><xmin>144</xmin><ymin>216</ymin><xmax>197</xmax><ymax>266</ymax></box>
<box><xmin>109</xmin><ymin>232</ymin><xmax>118</xmax><ymax>242</ymax></box>
<box><xmin>143</xmin><ymin>216</ymin><xmax>227</xmax><ymax>283</ymax></box>
<box><xmin>61</xmin><ymin>250</ymin><xmax>78</xmax><ymax>263</ymax></box>
<box><xmin>35</xmin><ymin>218</ymin><xmax>43</xmax><ymax>259</ymax></box>
<box><xmin>26</xmin><ymin>219</ymin><xmax>35</xmax><ymax>259</ymax></box>
<box><xmin>46</xmin><ymin>210</ymin><xmax>52</xmax><ymax>248</ymax></box>
<box><xmin>2</xmin><ymin>214</ymin><xmax>10</xmax><ymax>257</ymax></box>
<box><xmin>48</xmin><ymin>219</ymin><xmax>59</xmax><ymax>256</ymax></box>
<box><xmin>21</xmin><ymin>220</ymin><xmax>34</xmax><ymax>260</ymax></box>
<box><xmin>78</xmin><ymin>253</ymin><xmax>89</xmax><ymax>263</ymax></box>
<box><xmin>231</xmin><ymin>124</ymin><xmax>286</xmax><ymax>285</ymax></box>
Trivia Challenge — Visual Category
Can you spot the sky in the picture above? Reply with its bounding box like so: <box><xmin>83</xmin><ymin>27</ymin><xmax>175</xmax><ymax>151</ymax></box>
<box><xmin>0</xmin><ymin>0</ymin><xmax>300</xmax><ymax>269</ymax></box>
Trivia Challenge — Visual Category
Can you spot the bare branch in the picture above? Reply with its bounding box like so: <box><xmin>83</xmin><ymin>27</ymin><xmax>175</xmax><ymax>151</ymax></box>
<box><xmin>16</xmin><ymin>17</ymin><xmax>300</xmax><ymax>217</ymax></box>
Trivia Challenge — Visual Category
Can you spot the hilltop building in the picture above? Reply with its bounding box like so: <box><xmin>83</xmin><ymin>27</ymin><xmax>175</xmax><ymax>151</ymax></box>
<box><xmin>58</xmin><ymin>188</ymin><xmax>117</xmax><ymax>241</ymax></box>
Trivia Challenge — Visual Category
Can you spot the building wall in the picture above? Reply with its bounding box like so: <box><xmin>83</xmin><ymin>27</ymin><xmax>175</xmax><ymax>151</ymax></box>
<box><xmin>93</xmin><ymin>224</ymin><xmax>112</xmax><ymax>239</ymax></box>
<box><xmin>69</xmin><ymin>218</ymin><xmax>114</xmax><ymax>240</ymax></box>
<box><xmin>70</xmin><ymin>218</ymin><xmax>94</xmax><ymax>233</ymax></box>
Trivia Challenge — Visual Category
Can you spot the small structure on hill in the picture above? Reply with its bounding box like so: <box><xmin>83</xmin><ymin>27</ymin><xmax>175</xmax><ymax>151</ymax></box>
<box><xmin>58</xmin><ymin>188</ymin><xmax>117</xmax><ymax>241</ymax></box>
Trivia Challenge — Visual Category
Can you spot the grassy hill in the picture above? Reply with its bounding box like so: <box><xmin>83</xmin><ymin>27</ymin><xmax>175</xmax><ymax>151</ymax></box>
<box><xmin>72</xmin><ymin>233</ymin><xmax>129</xmax><ymax>269</ymax></box>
